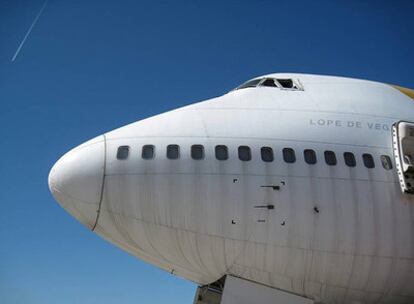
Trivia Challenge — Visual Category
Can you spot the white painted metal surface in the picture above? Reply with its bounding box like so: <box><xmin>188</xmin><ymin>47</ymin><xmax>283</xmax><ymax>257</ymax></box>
<box><xmin>49</xmin><ymin>73</ymin><xmax>414</xmax><ymax>304</ymax></box>
<box><xmin>222</xmin><ymin>276</ymin><xmax>313</xmax><ymax>304</ymax></box>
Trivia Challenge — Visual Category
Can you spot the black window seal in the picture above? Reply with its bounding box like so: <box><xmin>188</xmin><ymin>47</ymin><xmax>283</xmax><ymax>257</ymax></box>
<box><xmin>260</xmin><ymin>146</ymin><xmax>275</xmax><ymax>163</ymax></box>
<box><xmin>191</xmin><ymin>144</ymin><xmax>205</xmax><ymax>160</ymax></box>
<box><xmin>261</xmin><ymin>146</ymin><xmax>274</xmax><ymax>162</ymax></box>
<box><xmin>116</xmin><ymin>145</ymin><xmax>130</xmax><ymax>160</ymax></box>
<box><xmin>324</xmin><ymin>150</ymin><xmax>337</xmax><ymax>166</ymax></box>
<box><xmin>343</xmin><ymin>152</ymin><xmax>356</xmax><ymax>167</ymax></box>
<box><xmin>283</xmin><ymin>148</ymin><xmax>296</xmax><ymax>163</ymax></box>
<box><xmin>215</xmin><ymin>145</ymin><xmax>228</xmax><ymax>161</ymax></box>
<box><xmin>142</xmin><ymin>145</ymin><xmax>155</xmax><ymax>160</ymax></box>
<box><xmin>380</xmin><ymin>155</ymin><xmax>393</xmax><ymax>170</ymax></box>
<box><xmin>238</xmin><ymin>146</ymin><xmax>252</xmax><ymax>161</ymax></box>
<box><xmin>166</xmin><ymin>144</ymin><xmax>180</xmax><ymax>160</ymax></box>
<box><xmin>304</xmin><ymin>149</ymin><xmax>317</xmax><ymax>165</ymax></box>
<box><xmin>362</xmin><ymin>153</ymin><xmax>375</xmax><ymax>169</ymax></box>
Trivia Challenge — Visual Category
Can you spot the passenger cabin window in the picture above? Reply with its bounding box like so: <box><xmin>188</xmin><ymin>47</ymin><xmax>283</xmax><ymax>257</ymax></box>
<box><xmin>191</xmin><ymin>145</ymin><xmax>204</xmax><ymax>160</ymax></box>
<box><xmin>363</xmin><ymin>153</ymin><xmax>375</xmax><ymax>168</ymax></box>
<box><xmin>215</xmin><ymin>145</ymin><xmax>228</xmax><ymax>160</ymax></box>
<box><xmin>324</xmin><ymin>151</ymin><xmax>337</xmax><ymax>166</ymax></box>
<box><xmin>381</xmin><ymin>155</ymin><xmax>393</xmax><ymax>170</ymax></box>
<box><xmin>304</xmin><ymin>149</ymin><xmax>317</xmax><ymax>164</ymax></box>
<box><xmin>261</xmin><ymin>78</ymin><xmax>278</xmax><ymax>87</ymax></box>
<box><xmin>344</xmin><ymin>152</ymin><xmax>356</xmax><ymax>167</ymax></box>
<box><xmin>261</xmin><ymin>147</ymin><xmax>274</xmax><ymax>162</ymax></box>
<box><xmin>283</xmin><ymin>148</ymin><xmax>296</xmax><ymax>163</ymax></box>
<box><xmin>238</xmin><ymin>146</ymin><xmax>251</xmax><ymax>161</ymax></box>
<box><xmin>116</xmin><ymin>146</ymin><xmax>130</xmax><ymax>160</ymax></box>
<box><xmin>142</xmin><ymin>145</ymin><xmax>154</xmax><ymax>160</ymax></box>
<box><xmin>167</xmin><ymin>144</ymin><xmax>179</xmax><ymax>159</ymax></box>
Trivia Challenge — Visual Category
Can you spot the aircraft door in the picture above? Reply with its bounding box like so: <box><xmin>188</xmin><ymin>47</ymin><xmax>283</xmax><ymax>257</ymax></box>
<box><xmin>392</xmin><ymin>121</ymin><xmax>414</xmax><ymax>194</ymax></box>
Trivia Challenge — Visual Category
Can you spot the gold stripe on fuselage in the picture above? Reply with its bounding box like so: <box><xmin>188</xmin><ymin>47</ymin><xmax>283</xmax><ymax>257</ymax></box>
<box><xmin>392</xmin><ymin>85</ymin><xmax>414</xmax><ymax>100</ymax></box>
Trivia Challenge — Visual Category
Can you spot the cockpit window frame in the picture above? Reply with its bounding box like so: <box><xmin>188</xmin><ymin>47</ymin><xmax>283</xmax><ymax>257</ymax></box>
<box><xmin>259</xmin><ymin>78</ymin><xmax>279</xmax><ymax>88</ymax></box>
<box><xmin>234</xmin><ymin>77</ymin><xmax>304</xmax><ymax>91</ymax></box>
<box><xmin>235</xmin><ymin>78</ymin><xmax>263</xmax><ymax>90</ymax></box>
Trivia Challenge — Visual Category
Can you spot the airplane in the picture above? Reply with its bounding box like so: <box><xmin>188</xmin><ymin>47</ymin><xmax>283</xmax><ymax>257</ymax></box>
<box><xmin>48</xmin><ymin>73</ymin><xmax>414</xmax><ymax>304</ymax></box>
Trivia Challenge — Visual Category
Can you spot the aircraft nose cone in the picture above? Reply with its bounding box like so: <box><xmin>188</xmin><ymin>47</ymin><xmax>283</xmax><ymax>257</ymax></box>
<box><xmin>49</xmin><ymin>135</ymin><xmax>106</xmax><ymax>229</ymax></box>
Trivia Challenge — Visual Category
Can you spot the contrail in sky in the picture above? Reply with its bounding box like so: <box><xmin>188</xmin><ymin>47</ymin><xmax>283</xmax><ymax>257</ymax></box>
<box><xmin>11</xmin><ymin>0</ymin><xmax>49</xmax><ymax>62</ymax></box>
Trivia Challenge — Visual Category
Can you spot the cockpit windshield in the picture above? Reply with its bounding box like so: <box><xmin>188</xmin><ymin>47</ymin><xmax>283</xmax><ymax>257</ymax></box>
<box><xmin>261</xmin><ymin>78</ymin><xmax>278</xmax><ymax>87</ymax></box>
<box><xmin>234</xmin><ymin>77</ymin><xmax>303</xmax><ymax>91</ymax></box>
<box><xmin>236</xmin><ymin>79</ymin><xmax>262</xmax><ymax>89</ymax></box>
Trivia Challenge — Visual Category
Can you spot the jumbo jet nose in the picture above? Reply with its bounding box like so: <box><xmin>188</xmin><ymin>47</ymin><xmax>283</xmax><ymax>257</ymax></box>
<box><xmin>48</xmin><ymin>135</ymin><xmax>106</xmax><ymax>229</ymax></box>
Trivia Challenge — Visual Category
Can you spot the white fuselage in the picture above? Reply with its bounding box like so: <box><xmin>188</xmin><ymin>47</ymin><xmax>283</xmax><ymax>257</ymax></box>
<box><xmin>49</xmin><ymin>74</ymin><xmax>414</xmax><ymax>304</ymax></box>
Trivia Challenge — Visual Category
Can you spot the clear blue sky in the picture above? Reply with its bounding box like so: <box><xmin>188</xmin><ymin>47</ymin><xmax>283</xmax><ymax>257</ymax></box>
<box><xmin>1</xmin><ymin>1</ymin><xmax>413</xmax><ymax>303</ymax></box>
